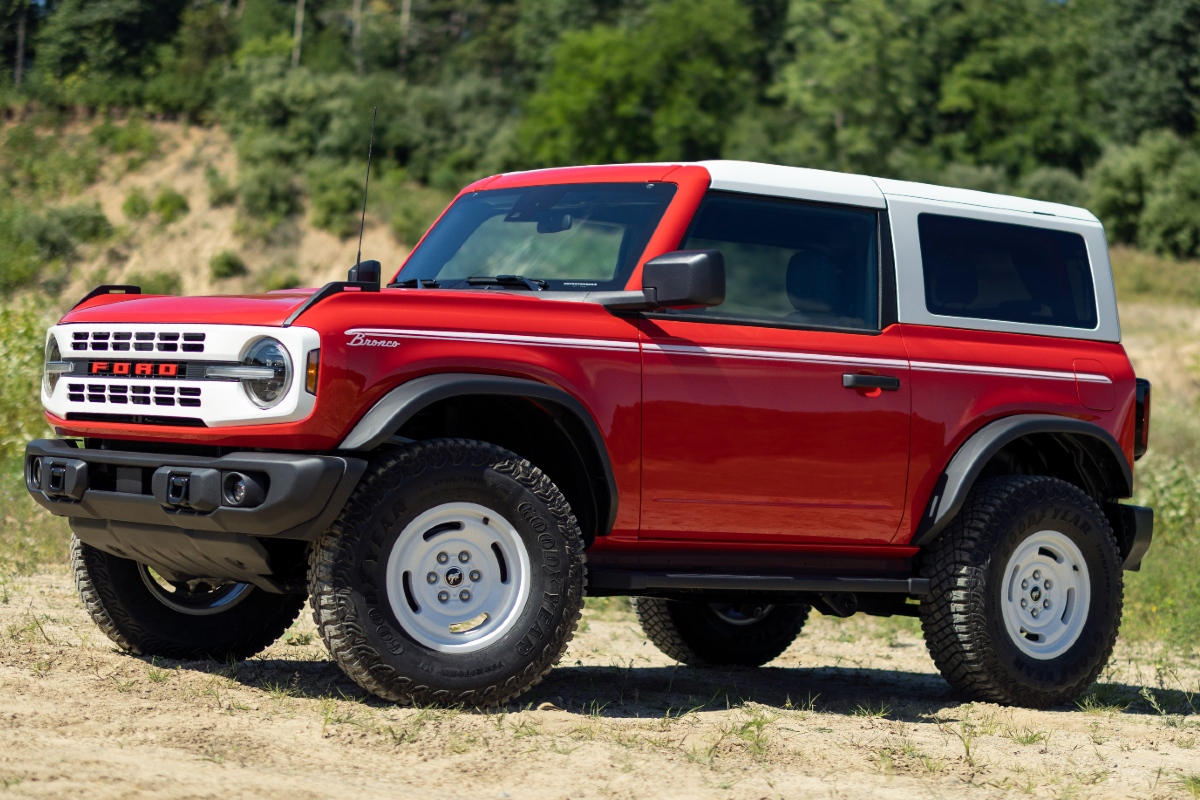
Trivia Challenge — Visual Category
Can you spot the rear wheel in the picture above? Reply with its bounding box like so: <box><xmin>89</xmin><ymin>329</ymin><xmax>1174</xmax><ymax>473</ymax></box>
<box><xmin>633</xmin><ymin>597</ymin><xmax>809</xmax><ymax>667</ymax></box>
<box><xmin>919</xmin><ymin>476</ymin><xmax>1123</xmax><ymax>708</ymax></box>
<box><xmin>309</xmin><ymin>439</ymin><xmax>586</xmax><ymax>706</ymax></box>
<box><xmin>71</xmin><ymin>536</ymin><xmax>306</xmax><ymax>660</ymax></box>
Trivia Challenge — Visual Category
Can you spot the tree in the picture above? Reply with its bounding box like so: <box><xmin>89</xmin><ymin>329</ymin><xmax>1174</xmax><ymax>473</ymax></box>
<box><xmin>1096</xmin><ymin>0</ymin><xmax>1200</xmax><ymax>141</ymax></box>
<box><xmin>521</xmin><ymin>0</ymin><xmax>757</xmax><ymax>165</ymax></box>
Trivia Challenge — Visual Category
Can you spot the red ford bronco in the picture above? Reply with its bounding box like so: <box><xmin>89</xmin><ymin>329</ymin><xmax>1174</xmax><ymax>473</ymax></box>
<box><xmin>27</xmin><ymin>161</ymin><xmax>1153</xmax><ymax>709</ymax></box>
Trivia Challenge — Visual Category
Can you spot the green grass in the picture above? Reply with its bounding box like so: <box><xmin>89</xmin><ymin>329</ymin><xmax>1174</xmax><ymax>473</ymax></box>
<box><xmin>1123</xmin><ymin>453</ymin><xmax>1200</xmax><ymax>650</ymax></box>
<box><xmin>1111</xmin><ymin>245</ymin><xmax>1200</xmax><ymax>306</ymax></box>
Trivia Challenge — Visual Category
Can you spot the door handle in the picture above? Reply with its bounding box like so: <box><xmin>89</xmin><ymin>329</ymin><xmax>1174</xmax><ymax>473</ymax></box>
<box><xmin>843</xmin><ymin>373</ymin><xmax>901</xmax><ymax>391</ymax></box>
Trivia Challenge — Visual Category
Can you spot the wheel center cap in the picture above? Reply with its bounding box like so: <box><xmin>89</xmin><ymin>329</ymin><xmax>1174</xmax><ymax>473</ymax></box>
<box><xmin>445</xmin><ymin>567</ymin><xmax>464</xmax><ymax>587</ymax></box>
<box><xmin>1030</xmin><ymin>586</ymin><xmax>1042</xmax><ymax>601</ymax></box>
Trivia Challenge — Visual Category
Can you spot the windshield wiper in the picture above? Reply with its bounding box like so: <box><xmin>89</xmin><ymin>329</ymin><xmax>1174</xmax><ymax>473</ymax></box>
<box><xmin>466</xmin><ymin>275</ymin><xmax>547</xmax><ymax>291</ymax></box>
<box><xmin>389</xmin><ymin>278</ymin><xmax>441</xmax><ymax>289</ymax></box>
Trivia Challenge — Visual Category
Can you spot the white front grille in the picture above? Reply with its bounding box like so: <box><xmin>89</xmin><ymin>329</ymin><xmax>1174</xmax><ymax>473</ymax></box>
<box><xmin>68</xmin><ymin>329</ymin><xmax>206</xmax><ymax>354</ymax></box>
<box><xmin>46</xmin><ymin>323</ymin><xmax>319</xmax><ymax>427</ymax></box>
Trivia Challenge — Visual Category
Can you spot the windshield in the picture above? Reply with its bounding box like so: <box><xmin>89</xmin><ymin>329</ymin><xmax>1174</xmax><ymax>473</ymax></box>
<box><xmin>394</xmin><ymin>182</ymin><xmax>677</xmax><ymax>291</ymax></box>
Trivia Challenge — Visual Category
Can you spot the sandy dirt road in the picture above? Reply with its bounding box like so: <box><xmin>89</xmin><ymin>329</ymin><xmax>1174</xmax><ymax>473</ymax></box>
<box><xmin>1</xmin><ymin>570</ymin><xmax>1198</xmax><ymax>800</ymax></box>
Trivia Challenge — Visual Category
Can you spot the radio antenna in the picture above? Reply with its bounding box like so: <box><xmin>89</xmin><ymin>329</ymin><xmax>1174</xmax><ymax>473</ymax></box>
<box><xmin>355</xmin><ymin>106</ymin><xmax>378</xmax><ymax>269</ymax></box>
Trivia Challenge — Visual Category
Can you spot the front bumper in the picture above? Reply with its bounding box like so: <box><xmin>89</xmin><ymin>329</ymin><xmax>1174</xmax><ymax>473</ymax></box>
<box><xmin>25</xmin><ymin>438</ymin><xmax>365</xmax><ymax>540</ymax></box>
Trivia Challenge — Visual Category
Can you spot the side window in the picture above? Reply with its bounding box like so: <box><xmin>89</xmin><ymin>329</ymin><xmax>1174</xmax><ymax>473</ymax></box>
<box><xmin>674</xmin><ymin>193</ymin><xmax>880</xmax><ymax>331</ymax></box>
<box><xmin>918</xmin><ymin>214</ymin><xmax>1097</xmax><ymax>329</ymax></box>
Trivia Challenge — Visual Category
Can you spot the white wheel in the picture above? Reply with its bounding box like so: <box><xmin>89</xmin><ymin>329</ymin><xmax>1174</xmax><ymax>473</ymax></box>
<box><xmin>384</xmin><ymin>501</ymin><xmax>532</xmax><ymax>653</ymax></box>
<box><xmin>999</xmin><ymin>529</ymin><xmax>1091</xmax><ymax>660</ymax></box>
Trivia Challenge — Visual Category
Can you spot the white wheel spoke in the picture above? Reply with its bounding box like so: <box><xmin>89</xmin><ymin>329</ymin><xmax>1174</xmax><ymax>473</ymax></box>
<box><xmin>1000</xmin><ymin>530</ymin><xmax>1090</xmax><ymax>660</ymax></box>
<box><xmin>385</xmin><ymin>502</ymin><xmax>531</xmax><ymax>653</ymax></box>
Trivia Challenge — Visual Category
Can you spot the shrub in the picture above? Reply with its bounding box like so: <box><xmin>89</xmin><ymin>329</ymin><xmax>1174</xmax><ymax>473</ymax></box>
<box><xmin>50</xmin><ymin>203</ymin><xmax>112</xmax><ymax>243</ymax></box>
<box><xmin>152</xmin><ymin>187</ymin><xmax>190</xmax><ymax>224</ymax></box>
<box><xmin>127</xmin><ymin>270</ymin><xmax>182</xmax><ymax>295</ymax></box>
<box><xmin>1087</xmin><ymin>130</ymin><xmax>1185</xmax><ymax>245</ymax></box>
<box><xmin>238</xmin><ymin>163</ymin><xmax>301</xmax><ymax>222</ymax></box>
<box><xmin>1018</xmin><ymin>167</ymin><xmax>1087</xmax><ymax>206</ymax></box>
<box><xmin>0</xmin><ymin>299</ymin><xmax>54</xmax><ymax>457</ymax></box>
<box><xmin>122</xmin><ymin>188</ymin><xmax>150</xmax><ymax>220</ymax></box>
<box><xmin>259</xmin><ymin>267</ymin><xmax>301</xmax><ymax>292</ymax></box>
<box><xmin>1139</xmin><ymin>151</ymin><xmax>1200</xmax><ymax>259</ymax></box>
<box><xmin>204</xmin><ymin>166</ymin><xmax>237</xmax><ymax>207</ymax></box>
<box><xmin>0</xmin><ymin>208</ymin><xmax>42</xmax><ymax>291</ymax></box>
<box><xmin>307</xmin><ymin>161</ymin><xmax>365</xmax><ymax>239</ymax></box>
<box><xmin>209</xmin><ymin>250</ymin><xmax>247</xmax><ymax>280</ymax></box>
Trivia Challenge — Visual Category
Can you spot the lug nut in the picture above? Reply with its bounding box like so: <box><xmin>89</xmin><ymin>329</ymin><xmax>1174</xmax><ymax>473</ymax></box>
<box><xmin>1044</xmin><ymin>580</ymin><xmax>1052</xmax><ymax>590</ymax></box>
<box><xmin>1031</xmin><ymin>608</ymin><xmax>1039</xmax><ymax>618</ymax></box>
<box><xmin>437</xmin><ymin>590</ymin><xmax>450</xmax><ymax>603</ymax></box>
<box><xmin>458</xmin><ymin>550</ymin><xmax>470</xmax><ymax>563</ymax></box>
<box><xmin>1043</xmin><ymin>599</ymin><xmax>1051</xmax><ymax>609</ymax></box>
<box><xmin>459</xmin><ymin>589</ymin><xmax>471</xmax><ymax>602</ymax></box>
<box><xmin>1033</xmin><ymin>570</ymin><xmax>1041</xmax><ymax>580</ymax></box>
<box><xmin>1021</xmin><ymin>598</ymin><xmax>1028</xmax><ymax>608</ymax></box>
<box><xmin>1021</xmin><ymin>579</ymin><xmax>1028</xmax><ymax>589</ymax></box>
<box><xmin>426</xmin><ymin>572</ymin><xmax>438</xmax><ymax>584</ymax></box>
<box><xmin>436</xmin><ymin>552</ymin><xmax>449</xmax><ymax>564</ymax></box>
<box><xmin>469</xmin><ymin>570</ymin><xmax>481</xmax><ymax>582</ymax></box>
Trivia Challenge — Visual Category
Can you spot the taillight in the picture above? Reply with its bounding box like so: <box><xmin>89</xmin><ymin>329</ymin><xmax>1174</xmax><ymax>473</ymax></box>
<box><xmin>1134</xmin><ymin>378</ymin><xmax>1151</xmax><ymax>460</ymax></box>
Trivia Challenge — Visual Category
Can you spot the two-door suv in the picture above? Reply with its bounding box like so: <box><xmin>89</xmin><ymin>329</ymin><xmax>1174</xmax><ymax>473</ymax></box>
<box><xmin>27</xmin><ymin>161</ymin><xmax>1153</xmax><ymax>708</ymax></box>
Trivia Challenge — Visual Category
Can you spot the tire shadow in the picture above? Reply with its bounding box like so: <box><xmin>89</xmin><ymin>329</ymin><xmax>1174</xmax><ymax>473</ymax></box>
<box><xmin>143</xmin><ymin>654</ymin><xmax>1197</xmax><ymax>720</ymax></box>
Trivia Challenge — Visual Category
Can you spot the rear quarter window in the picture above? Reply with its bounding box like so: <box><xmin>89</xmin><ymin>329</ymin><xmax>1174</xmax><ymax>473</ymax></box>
<box><xmin>918</xmin><ymin>214</ymin><xmax>1097</xmax><ymax>329</ymax></box>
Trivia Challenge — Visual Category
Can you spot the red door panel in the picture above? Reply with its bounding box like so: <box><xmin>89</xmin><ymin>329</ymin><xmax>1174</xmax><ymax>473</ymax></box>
<box><xmin>640</xmin><ymin>318</ymin><xmax>912</xmax><ymax>544</ymax></box>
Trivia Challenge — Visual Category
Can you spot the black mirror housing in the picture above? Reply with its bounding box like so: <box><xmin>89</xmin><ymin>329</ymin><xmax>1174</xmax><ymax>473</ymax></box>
<box><xmin>348</xmin><ymin>259</ymin><xmax>381</xmax><ymax>286</ymax></box>
<box><xmin>641</xmin><ymin>250</ymin><xmax>725</xmax><ymax>308</ymax></box>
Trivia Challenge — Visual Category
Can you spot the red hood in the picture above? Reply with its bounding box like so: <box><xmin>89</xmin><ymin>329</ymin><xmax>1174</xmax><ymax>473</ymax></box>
<box><xmin>60</xmin><ymin>290</ymin><xmax>318</xmax><ymax>327</ymax></box>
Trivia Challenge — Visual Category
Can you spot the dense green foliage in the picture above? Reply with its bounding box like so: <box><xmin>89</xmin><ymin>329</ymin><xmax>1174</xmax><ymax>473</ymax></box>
<box><xmin>0</xmin><ymin>0</ymin><xmax>1195</xmax><ymax>260</ymax></box>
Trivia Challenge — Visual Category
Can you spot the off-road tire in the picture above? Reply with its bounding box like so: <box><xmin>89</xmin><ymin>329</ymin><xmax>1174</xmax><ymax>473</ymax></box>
<box><xmin>71</xmin><ymin>535</ymin><xmax>306</xmax><ymax>661</ymax></box>
<box><xmin>919</xmin><ymin>475</ymin><xmax>1123</xmax><ymax>708</ymax></box>
<box><xmin>632</xmin><ymin>597</ymin><xmax>809</xmax><ymax>667</ymax></box>
<box><xmin>309</xmin><ymin>438</ymin><xmax>586</xmax><ymax>706</ymax></box>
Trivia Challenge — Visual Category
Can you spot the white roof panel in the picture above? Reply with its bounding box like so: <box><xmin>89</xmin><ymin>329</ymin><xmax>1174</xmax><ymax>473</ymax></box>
<box><xmin>872</xmin><ymin>177</ymin><xmax>1098</xmax><ymax>222</ymax></box>
<box><xmin>696</xmin><ymin>160</ymin><xmax>886</xmax><ymax>209</ymax></box>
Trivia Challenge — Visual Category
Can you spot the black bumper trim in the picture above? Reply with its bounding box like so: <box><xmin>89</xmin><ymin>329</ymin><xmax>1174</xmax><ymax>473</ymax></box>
<box><xmin>25</xmin><ymin>439</ymin><xmax>366</xmax><ymax>540</ymax></box>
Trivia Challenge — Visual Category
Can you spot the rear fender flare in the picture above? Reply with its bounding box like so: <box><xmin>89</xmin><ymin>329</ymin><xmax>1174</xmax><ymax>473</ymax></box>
<box><xmin>912</xmin><ymin>414</ymin><xmax>1133</xmax><ymax>547</ymax></box>
<box><xmin>338</xmin><ymin>373</ymin><xmax>618</xmax><ymax>536</ymax></box>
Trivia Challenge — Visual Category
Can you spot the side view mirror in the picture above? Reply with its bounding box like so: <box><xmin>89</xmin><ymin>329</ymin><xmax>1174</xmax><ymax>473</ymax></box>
<box><xmin>596</xmin><ymin>250</ymin><xmax>726</xmax><ymax>311</ymax></box>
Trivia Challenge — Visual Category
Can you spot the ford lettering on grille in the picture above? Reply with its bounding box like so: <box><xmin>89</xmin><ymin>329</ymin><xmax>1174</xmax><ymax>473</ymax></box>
<box><xmin>89</xmin><ymin>361</ymin><xmax>183</xmax><ymax>377</ymax></box>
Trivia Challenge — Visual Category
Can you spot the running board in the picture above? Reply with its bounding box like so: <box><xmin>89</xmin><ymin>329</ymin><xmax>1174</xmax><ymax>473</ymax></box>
<box><xmin>588</xmin><ymin>570</ymin><xmax>930</xmax><ymax>595</ymax></box>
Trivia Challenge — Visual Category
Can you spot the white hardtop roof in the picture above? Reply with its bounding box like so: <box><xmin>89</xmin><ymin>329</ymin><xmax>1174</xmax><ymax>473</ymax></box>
<box><xmin>694</xmin><ymin>160</ymin><xmax>1099</xmax><ymax>222</ymax></box>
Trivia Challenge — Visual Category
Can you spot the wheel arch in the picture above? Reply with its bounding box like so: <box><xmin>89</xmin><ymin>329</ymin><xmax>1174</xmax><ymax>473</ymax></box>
<box><xmin>338</xmin><ymin>373</ymin><xmax>618</xmax><ymax>541</ymax></box>
<box><xmin>912</xmin><ymin>414</ymin><xmax>1133</xmax><ymax>548</ymax></box>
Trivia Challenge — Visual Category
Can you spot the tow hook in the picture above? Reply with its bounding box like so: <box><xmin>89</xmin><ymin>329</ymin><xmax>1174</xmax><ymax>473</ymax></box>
<box><xmin>27</xmin><ymin>456</ymin><xmax>88</xmax><ymax>501</ymax></box>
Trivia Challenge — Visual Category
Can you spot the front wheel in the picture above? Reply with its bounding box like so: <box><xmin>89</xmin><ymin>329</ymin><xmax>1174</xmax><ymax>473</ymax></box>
<box><xmin>71</xmin><ymin>536</ymin><xmax>306</xmax><ymax>660</ymax></box>
<box><xmin>309</xmin><ymin>439</ymin><xmax>586</xmax><ymax>706</ymax></box>
<box><xmin>919</xmin><ymin>475</ymin><xmax>1123</xmax><ymax>708</ymax></box>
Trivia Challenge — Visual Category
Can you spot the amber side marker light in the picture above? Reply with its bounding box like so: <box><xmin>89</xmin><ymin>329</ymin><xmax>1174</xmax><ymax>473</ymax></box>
<box><xmin>306</xmin><ymin>349</ymin><xmax>320</xmax><ymax>395</ymax></box>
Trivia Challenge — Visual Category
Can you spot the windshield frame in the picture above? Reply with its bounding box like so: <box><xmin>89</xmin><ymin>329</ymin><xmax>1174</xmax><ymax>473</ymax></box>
<box><xmin>391</xmin><ymin>181</ymin><xmax>680</xmax><ymax>293</ymax></box>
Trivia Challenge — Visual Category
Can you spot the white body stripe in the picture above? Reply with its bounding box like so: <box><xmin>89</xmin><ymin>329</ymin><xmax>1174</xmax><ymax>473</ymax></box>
<box><xmin>350</xmin><ymin>328</ymin><xmax>1112</xmax><ymax>385</ymax></box>
<box><xmin>345</xmin><ymin>327</ymin><xmax>640</xmax><ymax>352</ymax></box>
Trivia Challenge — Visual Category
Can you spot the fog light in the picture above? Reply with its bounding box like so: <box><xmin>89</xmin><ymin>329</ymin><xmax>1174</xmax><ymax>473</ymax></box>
<box><xmin>226</xmin><ymin>474</ymin><xmax>247</xmax><ymax>505</ymax></box>
<box><xmin>221</xmin><ymin>471</ymin><xmax>266</xmax><ymax>507</ymax></box>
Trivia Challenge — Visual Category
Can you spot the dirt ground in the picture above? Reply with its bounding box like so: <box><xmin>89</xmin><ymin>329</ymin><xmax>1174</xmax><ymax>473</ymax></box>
<box><xmin>1</xmin><ymin>570</ymin><xmax>1198</xmax><ymax>800</ymax></box>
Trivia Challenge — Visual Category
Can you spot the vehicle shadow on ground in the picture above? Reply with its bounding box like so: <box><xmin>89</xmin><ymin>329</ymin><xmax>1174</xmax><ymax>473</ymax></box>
<box><xmin>162</xmin><ymin>655</ymin><xmax>1195</xmax><ymax>721</ymax></box>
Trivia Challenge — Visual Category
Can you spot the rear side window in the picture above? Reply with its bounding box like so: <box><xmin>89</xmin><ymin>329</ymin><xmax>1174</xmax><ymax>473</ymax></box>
<box><xmin>918</xmin><ymin>214</ymin><xmax>1097</xmax><ymax>329</ymax></box>
<box><xmin>676</xmin><ymin>193</ymin><xmax>880</xmax><ymax>331</ymax></box>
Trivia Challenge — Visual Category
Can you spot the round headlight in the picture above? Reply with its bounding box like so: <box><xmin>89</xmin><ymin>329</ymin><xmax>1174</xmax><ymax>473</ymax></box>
<box><xmin>241</xmin><ymin>338</ymin><xmax>292</xmax><ymax>408</ymax></box>
<box><xmin>44</xmin><ymin>336</ymin><xmax>62</xmax><ymax>396</ymax></box>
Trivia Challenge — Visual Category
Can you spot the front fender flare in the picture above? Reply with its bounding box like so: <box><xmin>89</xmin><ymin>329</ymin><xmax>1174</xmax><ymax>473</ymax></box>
<box><xmin>912</xmin><ymin>414</ymin><xmax>1133</xmax><ymax>547</ymax></box>
<box><xmin>338</xmin><ymin>373</ymin><xmax>619</xmax><ymax>535</ymax></box>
